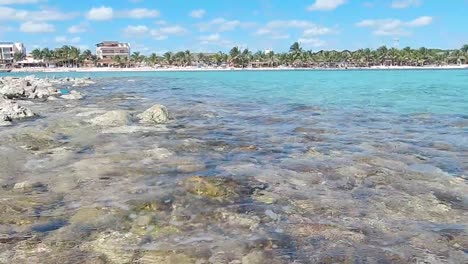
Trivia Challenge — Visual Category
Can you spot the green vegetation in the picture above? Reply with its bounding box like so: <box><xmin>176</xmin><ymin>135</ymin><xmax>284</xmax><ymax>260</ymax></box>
<box><xmin>29</xmin><ymin>42</ymin><xmax>468</xmax><ymax>68</ymax></box>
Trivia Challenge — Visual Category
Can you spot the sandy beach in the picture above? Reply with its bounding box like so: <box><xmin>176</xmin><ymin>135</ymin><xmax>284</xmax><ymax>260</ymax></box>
<box><xmin>9</xmin><ymin>64</ymin><xmax>468</xmax><ymax>73</ymax></box>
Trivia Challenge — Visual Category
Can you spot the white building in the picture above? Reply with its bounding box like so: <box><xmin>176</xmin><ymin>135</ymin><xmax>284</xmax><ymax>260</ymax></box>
<box><xmin>0</xmin><ymin>42</ymin><xmax>26</xmax><ymax>64</ymax></box>
<box><xmin>96</xmin><ymin>41</ymin><xmax>130</xmax><ymax>59</ymax></box>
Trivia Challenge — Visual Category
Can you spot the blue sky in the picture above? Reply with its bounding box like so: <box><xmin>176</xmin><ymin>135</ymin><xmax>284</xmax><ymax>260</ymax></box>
<box><xmin>0</xmin><ymin>0</ymin><xmax>467</xmax><ymax>54</ymax></box>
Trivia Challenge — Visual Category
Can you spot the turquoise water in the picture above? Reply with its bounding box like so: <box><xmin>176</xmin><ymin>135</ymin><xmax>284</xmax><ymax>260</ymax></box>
<box><xmin>1</xmin><ymin>70</ymin><xmax>467</xmax><ymax>262</ymax></box>
<box><xmin>3</xmin><ymin>69</ymin><xmax>468</xmax><ymax>114</ymax></box>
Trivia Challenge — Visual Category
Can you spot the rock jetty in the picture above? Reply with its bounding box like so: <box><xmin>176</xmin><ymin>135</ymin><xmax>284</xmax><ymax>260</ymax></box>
<box><xmin>0</xmin><ymin>76</ymin><xmax>94</xmax><ymax>125</ymax></box>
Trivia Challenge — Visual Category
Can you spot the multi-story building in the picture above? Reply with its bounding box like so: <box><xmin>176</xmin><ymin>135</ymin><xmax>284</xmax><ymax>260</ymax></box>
<box><xmin>0</xmin><ymin>42</ymin><xmax>26</xmax><ymax>64</ymax></box>
<box><xmin>96</xmin><ymin>41</ymin><xmax>130</xmax><ymax>59</ymax></box>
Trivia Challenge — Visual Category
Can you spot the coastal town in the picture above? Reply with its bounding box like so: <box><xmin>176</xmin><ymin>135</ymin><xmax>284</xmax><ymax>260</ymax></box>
<box><xmin>1</xmin><ymin>40</ymin><xmax>468</xmax><ymax>72</ymax></box>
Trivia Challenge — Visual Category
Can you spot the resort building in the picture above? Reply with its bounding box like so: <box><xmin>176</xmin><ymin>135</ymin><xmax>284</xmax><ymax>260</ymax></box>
<box><xmin>96</xmin><ymin>41</ymin><xmax>130</xmax><ymax>60</ymax></box>
<box><xmin>14</xmin><ymin>54</ymin><xmax>46</xmax><ymax>68</ymax></box>
<box><xmin>0</xmin><ymin>42</ymin><xmax>26</xmax><ymax>64</ymax></box>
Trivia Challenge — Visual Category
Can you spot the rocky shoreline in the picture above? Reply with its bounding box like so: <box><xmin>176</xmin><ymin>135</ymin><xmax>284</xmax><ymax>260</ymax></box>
<box><xmin>0</xmin><ymin>76</ymin><xmax>89</xmax><ymax>126</ymax></box>
<box><xmin>0</xmin><ymin>76</ymin><xmax>467</xmax><ymax>263</ymax></box>
<box><xmin>0</xmin><ymin>76</ymin><xmax>169</xmax><ymax>127</ymax></box>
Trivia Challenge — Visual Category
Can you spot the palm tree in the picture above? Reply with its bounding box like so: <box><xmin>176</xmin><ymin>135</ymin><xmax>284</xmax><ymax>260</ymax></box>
<box><xmin>461</xmin><ymin>44</ymin><xmax>468</xmax><ymax>54</ymax></box>
<box><xmin>69</xmin><ymin>46</ymin><xmax>81</xmax><ymax>67</ymax></box>
<box><xmin>183</xmin><ymin>50</ymin><xmax>192</xmax><ymax>66</ymax></box>
<box><xmin>113</xmin><ymin>56</ymin><xmax>122</xmax><ymax>68</ymax></box>
<box><xmin>240</xmin><ymin>48</ymin><xmax>251</xmax><ymax>68</ymax></box>
<box><xmin>229</xmin><ymin>47</ymin><xmax>242</xmax><ymax>67</ymax></box>
<box><xmin>82</xmin><ymin>49</ymin><xmax>92</xmax><ymax>59</ymax></box>
<box><xmin>163</xmin><ymin>52</ymin><xmax>173</xmax><ymax>66</ymax></box>
<box><xmin>212</xmin><ymin>52</ymin><xmax>227</xmax><ymax>66</ymax></box>
<box><xmin>13</xmin><ymin>52</ymin><xmax>25</xmax><ymax>63</ymax></box>
<box><xmin>42</xmin><ymin>48</ymin><xmax>54</xmax><ymax>67</ymax></box>
<box><xmin>266</xmin><ymin>51</ymin><xmax>277</xmax><ymax>67</ymax></box>
<box><xmin>131</xmin><ymin>52</ymin><xmax>144</xmax><ymax>66</ymax></box>
<box><xmin>148</xmin><ymin>53</ymin><xmax>159</xmax><ymax>66</ymax></box>
<box><xmin>31</xmin><ymin>49</ymin><xmax>42</xmax><ymax>60</ymax></box>
<box><xmin>197</xmin><ymin>53</ymin><xmax>205</xmax><ymax>65</ymax></box>
<box><xmin>289</xmin><ymin>42</ymin><xmax>303</xmax><ymax>64</ymax></box>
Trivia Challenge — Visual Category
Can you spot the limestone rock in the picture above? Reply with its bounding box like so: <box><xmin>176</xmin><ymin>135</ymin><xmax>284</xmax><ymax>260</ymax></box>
<box><xmin>181</xmin><ymin>176</ymin><xmax>241</xmax><ymax>199</ymax></box>
<box><xmin>89</xmin><ymin>110</ymin><xmax>132</xmax><ymax>127</ymax></box>
<box><xmin>83</xmin><ymin>231</ymin><xmax>139</xmax><ymax>264</ymax></box>
<box><xmin>0</xmin><ymin>98</ymin><xmax>36</xmax><ymax>120</ymax></box>
<box><xmin>61</xmin><ymin>90</ymin><xmax>84</xmax><ymax>100</ymax></box>
<box><xmin>137</xmin><ymin>104</ymin><xmax>169</xmax><ymax>124</ymax></box>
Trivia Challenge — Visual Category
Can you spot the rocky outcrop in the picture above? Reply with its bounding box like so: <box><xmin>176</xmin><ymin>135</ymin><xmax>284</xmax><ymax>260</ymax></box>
<box><xmin>0</xmin><ymin>77</ymin><xmax>60</xmax><ymax>100</ymax></box>
<box><xmin>137</xmin><ymin>104</ymin><xmax>169</xmax><ymax>124</ymax></box>
<box><xmin>0</xmin><ymin>76</ymin><xmax>92</xmax><ymax>101</ymax></box>
<box><xmin>89</xmin><ymin>110</ymin><xmax>132</xmax><ymax>127</ymax></box>
<box><xmin>0</xmin><ymin>98</ymin><xmax>36</xmax><ymax>122</ymax></box>
<box><xmin>61</xmin><ymin>90</ymin><xmax>84</xmax><ymax>100</ymax></box>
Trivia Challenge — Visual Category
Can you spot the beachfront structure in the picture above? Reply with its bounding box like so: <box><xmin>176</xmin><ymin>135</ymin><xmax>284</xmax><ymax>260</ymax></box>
<box><xmin>14</xmin><ymin>54</ymin><xmax>46</xmax><ymax>68</ymax></box>
<box><xmin>0</xmin><ymin>42</ymin><xmax>26</xmax><ymax>64</ymax></box>
<box><xmin>96</xmin><ymin>41</ymin><xmax>130</xmax><ymax>60</ymax></box>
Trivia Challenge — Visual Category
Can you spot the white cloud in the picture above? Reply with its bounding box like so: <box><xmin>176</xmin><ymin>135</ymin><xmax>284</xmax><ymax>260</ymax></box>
<box><xmin>20</xmin><ymin>21</ymin><xmax>55</xmax><ymax>33</ymax></box>
<box><xmin>124</xmin><ymin>25</ymin><xmax>149</xmax><ymax>36</ymax></box>
<box><xmin>356</xmin><ymin>16</ymin><xmax>433</xmax><ymax>36</ymax></box>
<box><xmin>86</xmin><ymin>6</ymin><xmax>113</xmax><ymax>21</ymax></box>
<box><xmin>54</xmin><ymin>36</ymin><xmax>81</xmax><ymax>44</ymax></box>
<box><xmin>198</xmin><ymin>18</ymin><xmax>248</xmax><ymax>32</ymax></box>
<box><xmin>0</xmin><ymin>0</ymin><xmax>41</xmax><ymax>4</ymax></box>
<box><xmin>198</xmin><ymin>33</ymin><xmax>233</xmax><ymax>47</ymax></box>
<box><xmin>303</xmin><ymin>25</ymin><xmax>333</xmax><ymax>36</ymax></box>
<box><xmin>307</xmin><ymin>0</ymin><xmax>347</xmax><ymax>11</ymax></box>
<box><xmin>123</xmin><ymin>24</ymin><xmax>187</xmax><ymax>40</ymax></box>
<box><xmin>391</xmin><ymin>0</ymin><xmax>422</xmax><ymax>9</ymax></box>
<box><xmin>150</xmin><ymin>25</ymin><xmax>187</xmax><ymax>40</ymax></box>
<box><xmin>0</xmin><ymin>6</ymin><xmax>77</xmax><ymax>21</ymax></box>
<box><xmin>155</xmin><ymin>20</ymin><xmax>167</xmax><ymax>25</ymax></box>
<box><xmin>68</xmin><ymin>23</ymin><xmax>88</xmax><ymax>34</ymax></box>
<box><xmin>256</xmin><ymin>20</ymin><xmax>334</xmax><ymax>40</ymax></box>
<box><xmin>159</xmin><ymin>25</ymin><xmax>187</xmax><ymax>35</ymax></box>
<box><xmin>406</xmin><ymin>16</ymin><xmax>432</xmax><ymax>27</ymax></box>
<box><xmin>149</xmin><ymin>30</ymin><xmax>168</xmax><ymax>40</ymax></box>
<box><xmin>298</xmin><ymin>37</ymin><xmax>326</xmax><ymax>47</ymax></box>
<box><xmin>270</xmin><ymin>34</ymin><xmax>290</xmax><ymax>40</ymax></box>
<box><xmin>199</xmin><ymin>33</ymin><xmax>220</xmax><ymax>43</ymax></box>
<box><xmin>124</xmin><ymin>8</ymin><xmax>160</xmax><ymax>19</ymax></box>
<box><xmin>190</xmin><ymin>9</ymin><xmax>206</xmax><ymax>19</ymax></box>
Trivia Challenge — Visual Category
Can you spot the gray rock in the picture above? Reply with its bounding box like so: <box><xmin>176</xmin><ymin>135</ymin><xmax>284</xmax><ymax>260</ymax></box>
<box><xmin>241</xmin><ymin>251</ymin><xmax>269</xmax><ymax>264</ymax></box>
<box><xmin>137</xmin><ymin>104</ymin><xmax>169</xmax><ymax>124</ymax></box>
<box><xmin>0</xmin><ymin>98</ymin><xmax>36</xmax><ymax>120</ymax></box>
<box><xmin>0</xmin><ymin>84</ymin><xmax>25</xmax><ymax>99</ymax></box>
<box><xmin>0</xmin><ymin>77</ymin><xmax>63</xmax><ymax>100</ymax></box>
<box><xmin>136</xmin><ymin>215</ymin><xmax>152</xmax><ymax>226</ymax></box>
<box><xmin>61</xmin><ymin>90</ymin><xmax>84</xmax><ymax>100</ymax></box>
<box><xmin>89</xmin><ymin>110</ymin><xmax>132</xmax><ymax>127</ymax></box>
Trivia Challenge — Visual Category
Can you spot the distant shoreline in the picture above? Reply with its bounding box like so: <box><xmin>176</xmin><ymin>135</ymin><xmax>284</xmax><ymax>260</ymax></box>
<box><xmin>8</xmin><ymin>64</ymin><xmax>468</xmax><ymax>73</ymax></box>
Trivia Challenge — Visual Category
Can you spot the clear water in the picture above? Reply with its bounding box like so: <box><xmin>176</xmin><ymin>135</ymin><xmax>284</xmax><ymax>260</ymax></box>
<box><xmin>0</xmin><ymin>70</ymin><xmax>467</xmax><ymax>263</ymax></box>
<box><xmin>3</xmin><ymin>69</ymin><xmax>468</xmax><ymax>114</ymax></box>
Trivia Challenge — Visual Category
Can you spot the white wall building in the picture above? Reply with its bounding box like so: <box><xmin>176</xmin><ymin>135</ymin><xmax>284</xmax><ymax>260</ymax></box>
<box><xmin>0</xmin><ymin>42</ymin><xmax>26</xmax><ymax>64</ymax></box>
<box><xmin>96</xmin><ymin>41</ymin><xmax>130</xmax><ymax>59</ymax></box>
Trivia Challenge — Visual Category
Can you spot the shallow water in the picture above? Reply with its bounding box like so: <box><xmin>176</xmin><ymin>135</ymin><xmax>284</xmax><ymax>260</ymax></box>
<box><xmin>0</xmin><ymin>70</ymin><xmax>467</xmax><ymax>263</ymax></box>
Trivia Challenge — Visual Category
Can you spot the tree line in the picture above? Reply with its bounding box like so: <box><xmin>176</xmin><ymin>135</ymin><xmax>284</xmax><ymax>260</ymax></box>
<box><xmin>29</xmin><ymin>43</ymin><xmax>468</xmax><ymax>68</ymax></box>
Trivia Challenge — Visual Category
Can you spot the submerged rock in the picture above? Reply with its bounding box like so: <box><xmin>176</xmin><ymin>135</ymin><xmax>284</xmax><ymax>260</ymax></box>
<box><xmin>138</xmin><ymin>251</ymin><xmax>196</xmax><ymax>264</ymax></box>
<box><xmin>137</xmin><ymin>104</ymin><xmax>169</xmax><ymax>124</ymax></box>
<box><xmin>61</xmin><ymin>90</ymin><xmax>84</xmax><ymax>100</ymax></box>
<box><xmin>10</xmin><ymin>130</ymin><xmax>63</xmax><ymax>151</ymax></box>
<box><xmin>83</xmin><ymin>231</ymin><xmax>139</xmax><ymax>264</ymax></box>
<box><xmin>89</xmin><ymin>110</ymin><xmax>132</xmax><ymax>127</ymax></box>
<box><xmin>181</xmin><ymin>176</ymin><xmax>242</xmax><ymax>200</ymax></box>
